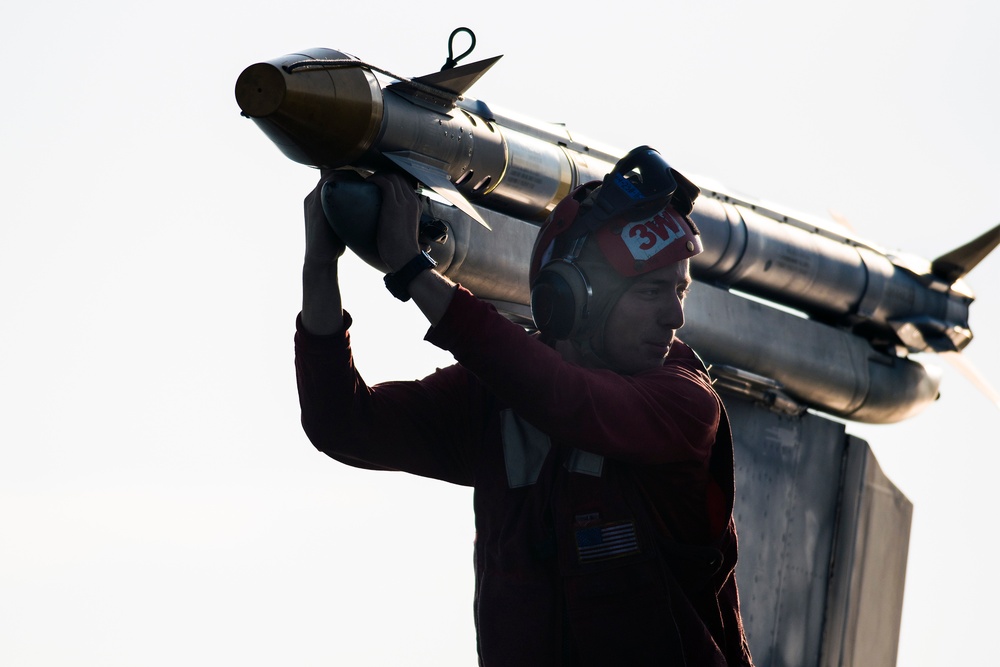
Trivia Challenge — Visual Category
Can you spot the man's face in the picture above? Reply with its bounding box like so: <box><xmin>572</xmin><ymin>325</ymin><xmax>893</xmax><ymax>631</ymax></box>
<box><xmin>601</xmin><ymin>259</ymin><xmax>692</xmax><ymax>375</ymax></box>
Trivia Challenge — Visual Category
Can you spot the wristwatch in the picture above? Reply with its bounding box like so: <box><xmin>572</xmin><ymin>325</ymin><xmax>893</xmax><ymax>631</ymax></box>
<box><xmin>383</xmin><ymin>251</ymin><xmax>437</xmax><ymax>302</ymax></box>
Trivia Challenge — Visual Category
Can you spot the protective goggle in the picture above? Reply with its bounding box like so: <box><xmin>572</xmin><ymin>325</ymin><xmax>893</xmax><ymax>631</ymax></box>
<box><xmin>529</xmin><ymin>146</ymin><xmax>702</xmax><ymax>285</ymax></box>
<box><xmin>564</xmin><ymin>145</ymin><xmax>699</xmax><ymax>241</ymax></box>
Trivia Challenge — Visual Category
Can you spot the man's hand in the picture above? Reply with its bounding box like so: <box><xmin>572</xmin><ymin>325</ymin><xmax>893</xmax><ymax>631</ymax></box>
<box><xmin>368</xmin><ymin>171</ymin><xmax>458</xmax><ymax>326</ymax></box>
<box><xmin>303</xmin><ymin>171</ymin><xmax>348</xmax><ymax>268</ymax></box>
<box><xmin>369</xmin><ymin>172</ymin><xmax>423</xmax><ymax>273</ymax></box>
<box><xmin>301</xmin><ymin>171</ymin><xmax>349</xmax><ymax>336</ymax></box>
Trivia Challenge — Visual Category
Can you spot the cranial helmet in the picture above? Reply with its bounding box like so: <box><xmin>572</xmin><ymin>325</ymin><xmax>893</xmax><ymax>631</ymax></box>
<box><xmin>529</xmin><ymin>146</ymin><xmax>703</xmax><ymax>342</ymax></box>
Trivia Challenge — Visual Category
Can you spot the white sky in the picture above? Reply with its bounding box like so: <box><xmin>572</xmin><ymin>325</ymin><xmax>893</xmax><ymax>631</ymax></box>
<box><xmin>2</xmin><ymin>1</ymin><xmax>998</xmax><ymax>665</ymax></box>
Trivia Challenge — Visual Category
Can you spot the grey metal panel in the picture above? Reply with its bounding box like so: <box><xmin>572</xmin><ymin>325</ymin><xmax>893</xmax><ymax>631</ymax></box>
<box><xmin>820</xmin><ymin>437</ymin><xmax>912</xmax><ymax>667</ymax></box>
<box><xmin>727</xmin><ymin>395</ymin><xmax>847</xmax><ymax>667</ymax></box>
<box><xmin>726</xmin><ymin>396</ymin><xmax>912</xmax><ymax>667</ymax></box>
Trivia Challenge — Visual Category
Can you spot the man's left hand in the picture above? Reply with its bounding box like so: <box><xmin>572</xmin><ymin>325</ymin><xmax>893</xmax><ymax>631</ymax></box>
<box><xmin>370</xmin><ymin>172</ymin><xmax>423</xmax><ymax>272</ymax></box>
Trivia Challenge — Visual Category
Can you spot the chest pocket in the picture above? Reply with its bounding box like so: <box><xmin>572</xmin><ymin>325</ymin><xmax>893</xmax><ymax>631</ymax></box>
<box><xmin>501</xmin><ymin>410</ymin><xmax>606</xmax><ymax>488</ymax></box>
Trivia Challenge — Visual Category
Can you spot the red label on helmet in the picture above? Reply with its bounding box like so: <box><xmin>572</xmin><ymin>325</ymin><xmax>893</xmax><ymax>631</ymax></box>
<box><xmin>595</xmin><ymin>207</ymin><xmax>702</xmax><ymax>276</ymax></box>
<box><xmin>623</xmin><ymin>213</ymin><xmax>687</xmax><ymax>257</ymax></box>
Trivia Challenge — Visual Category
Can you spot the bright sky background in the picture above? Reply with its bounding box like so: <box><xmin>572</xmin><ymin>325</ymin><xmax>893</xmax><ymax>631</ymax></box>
<box><xmin>2</xmin><ymin>2</ymin><xmax>998</xmax><ymax>665</ymax></box>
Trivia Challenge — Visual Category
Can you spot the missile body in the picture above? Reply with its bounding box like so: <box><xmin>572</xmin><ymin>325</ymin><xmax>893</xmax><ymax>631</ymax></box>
<box><xmin>689</xmin><ymin>194</ymin><xmax>974</xmax><ymax>355</ymax></box>
<box><xmin>236</xmin><ymin>48</ymin><xmax>989</xmax><ymax>423</ymax></box>
<box><xmin>236</xmin><ymin>48</ymin><xmax>618</xmax><ymax>225</ymax></box>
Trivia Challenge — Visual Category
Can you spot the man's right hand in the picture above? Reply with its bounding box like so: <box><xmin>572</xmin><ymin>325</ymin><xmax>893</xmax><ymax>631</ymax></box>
<box><xmin>301</xmin><ymin>171</ymin><xmax>348</xmax><ymax>336</ymax></box>
<box><xmin>303</xmin><ymin>170</ymin><xmax>348</xmax><ymax>267</ymax></box>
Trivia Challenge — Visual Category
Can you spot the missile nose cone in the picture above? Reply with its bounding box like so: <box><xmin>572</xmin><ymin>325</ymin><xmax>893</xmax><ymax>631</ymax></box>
<box><xmin>235</xmin><ymin>63</ymin><xmax>287</xmax><ymax>118</ymax></box>
<box><xmin>234</xmin><ymin>49</ymin><xmax>384</xmax><ymax>168</ymax></box>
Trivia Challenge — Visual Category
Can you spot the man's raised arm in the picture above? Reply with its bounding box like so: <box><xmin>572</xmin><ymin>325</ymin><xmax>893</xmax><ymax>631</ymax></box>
<box><xmin>300</xmin><ymin>173</ymin><xmax>347</xmax><ymax>336</ymax></box>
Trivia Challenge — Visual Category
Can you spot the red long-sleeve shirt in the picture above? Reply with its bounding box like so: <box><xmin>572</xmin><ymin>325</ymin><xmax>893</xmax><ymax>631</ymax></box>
<box><xmin>295</xmin><ymin>287</ymin><xmax>753</xmax><ymax>666</ymax></box>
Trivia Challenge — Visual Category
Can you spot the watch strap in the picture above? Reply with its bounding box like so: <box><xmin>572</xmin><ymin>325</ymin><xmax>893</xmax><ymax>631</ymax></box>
<box><xmin>384</xmin><ymin>251</ymin><xmax>437</xmax><ymax>302</ymax></box>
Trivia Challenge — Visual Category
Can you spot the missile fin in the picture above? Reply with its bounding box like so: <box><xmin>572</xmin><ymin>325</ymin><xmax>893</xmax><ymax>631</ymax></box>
<box><xmin>411</xmin><ymin>55</ymin><xmax>502</xmax><ymax>96</ymax></box>
<box><xmin>931</xmin><ymin>222</ymin><xmax>1000</xmax><ymax>283</ymax></box>
<box><xmin>384</xmin><ymin>152</ymin><xmax>492</xmax><ymax>230</ymax></box>
<box><xmin>942</xmin><ymin>351</ymin><xmax>1000</xmax><ymax>410</ymax></box>
<box><xmin>388</xmin><ymin>56</ymin><xmax>502</xmax><ymax>111</ymax></box>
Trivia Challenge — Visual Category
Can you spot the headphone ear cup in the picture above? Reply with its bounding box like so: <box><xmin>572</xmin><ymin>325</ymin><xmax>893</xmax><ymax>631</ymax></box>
<box><xmin>530</xmin><ymin>260</ymin><xmax>591</xmax><ymax>339</ymax></box>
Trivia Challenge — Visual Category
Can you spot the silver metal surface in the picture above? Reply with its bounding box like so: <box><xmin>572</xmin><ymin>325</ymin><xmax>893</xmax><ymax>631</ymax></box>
<box><xmin>690</xmin><ymin>195</ymin><xmax>974</xmax><ymax>354</ymax></box>
<box><xmin>726</xmin><ymin>396</ymin><xmax>910</xmax><ymax>667</ymax></box>
<box><xmin>681</xmin><ymin>282</ymin><xmax>941</xmax><ymax>424</ymax></box>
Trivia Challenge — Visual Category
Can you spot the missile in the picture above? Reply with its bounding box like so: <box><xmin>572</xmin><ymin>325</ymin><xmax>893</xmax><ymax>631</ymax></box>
<box><xmin>235</xmin><ymin>44</ymin><xmax>998</xmax><ymax>424</ymax></box>
<box><xmin>234</xmin><ymin>47</ymin><xmax>620</xmax><ymax>229</ymax></box>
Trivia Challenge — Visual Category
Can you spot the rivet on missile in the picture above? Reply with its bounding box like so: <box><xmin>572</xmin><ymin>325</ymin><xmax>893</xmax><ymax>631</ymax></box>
<box><xmin>686</xmin><ymin>241</ymin><xmax>695</xmax><ymax>252</ymax></box>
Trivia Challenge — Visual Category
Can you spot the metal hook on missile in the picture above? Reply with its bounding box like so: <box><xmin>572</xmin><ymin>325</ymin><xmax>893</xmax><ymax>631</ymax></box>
<box><xmin>442</xmin><ymin>27</ymin><xmax>476</xmax><ymax>70</ymax></box>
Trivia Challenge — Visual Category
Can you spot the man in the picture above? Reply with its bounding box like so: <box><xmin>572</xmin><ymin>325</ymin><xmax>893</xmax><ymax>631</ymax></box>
<box><xmin>294</xmin><ymin>147</ymin><xmax>754</xmax><ymax>666</ymax></box>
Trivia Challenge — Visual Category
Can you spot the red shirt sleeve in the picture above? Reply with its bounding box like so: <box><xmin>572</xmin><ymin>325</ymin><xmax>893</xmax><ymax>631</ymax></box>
<box><xmin>426</xmin><ymin>288</ymin><xmax>720</xmax><ymax>466</ymax></box>
<box><xmin>294</xmin><ymin>312</ymin><xmax>480</xmax><ymax>485</ymax></box>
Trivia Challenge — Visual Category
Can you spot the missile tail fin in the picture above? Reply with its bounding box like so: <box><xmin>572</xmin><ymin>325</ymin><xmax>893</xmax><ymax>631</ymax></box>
<box><xmin>384</xmin><ymin>152</ymin><xmax>492</xmax><ymax>230</ymax></box>
<box><xmin>931</xmin><ymin>223</ymin><xmax>1000</xmax><ymax>283</ymax></box>
<box><xmin>942</xmin><ymin>351</ymin><xmax>1000</xmax><ymax>410</ymax></box>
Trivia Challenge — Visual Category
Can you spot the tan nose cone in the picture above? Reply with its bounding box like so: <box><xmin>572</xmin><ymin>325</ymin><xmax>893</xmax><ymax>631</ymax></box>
<box><xmin>235</xmin><ymin>49</ymin><xmax>384</xmax><ymax>168</ymax></box>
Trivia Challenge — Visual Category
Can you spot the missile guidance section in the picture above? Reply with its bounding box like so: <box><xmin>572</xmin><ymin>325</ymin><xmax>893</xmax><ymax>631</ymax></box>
<box><xmin>235</xmin><ymin>48</ymin><xmax>619</xmax><ymax>227</ymax></box>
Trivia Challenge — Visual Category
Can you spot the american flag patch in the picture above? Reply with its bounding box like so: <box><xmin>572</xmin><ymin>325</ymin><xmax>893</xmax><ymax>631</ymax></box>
<box><xmin>575</xmin><ymin>521</ymin><xmax>640</xmax><ymax>563</ymax></box>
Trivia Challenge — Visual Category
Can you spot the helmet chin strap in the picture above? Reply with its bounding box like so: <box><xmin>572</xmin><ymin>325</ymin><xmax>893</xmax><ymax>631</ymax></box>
<box><xmin>568</xmin><ymin>267</ymin><xmax>633</xmax><ymax>371</ymax></box>
<box><xmin>568</xmin><ymin>296</ymin><xmax>625</xmax><ymax>372</ymax></box>
<box><xmin>568</xmin><ymin>336</ymin><xmax>614</xmax><ymax>371</ymax></box>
